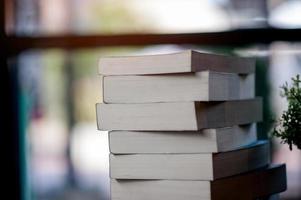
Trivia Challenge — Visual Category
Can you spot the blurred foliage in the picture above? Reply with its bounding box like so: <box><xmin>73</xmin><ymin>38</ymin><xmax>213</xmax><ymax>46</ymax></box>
<box><xmin>88</xmin><ymin>0</ymin><xmax>153</xmax><ymax>33</ymax></box>
<box><xmin>41</xmin><ymin>50</ymin><xmax>67</xmax><ymax>120</ymax></box>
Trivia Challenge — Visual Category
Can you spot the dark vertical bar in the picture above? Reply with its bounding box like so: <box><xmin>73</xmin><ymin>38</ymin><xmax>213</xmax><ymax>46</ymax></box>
<box><xmin>65</xmin><ymin>51</ymin><xmax>77</xmax><ymax>187</ymax></box>
<box><xmin>0</xmin><ymin>0</ymin><xmax>5</xmax><ymax>35</ymax></box>
<box><xmin>1</xmin><ymin>1</ymin><xmax>21</xmax><ymax>199</ymax></box>
<box><xmin>64</xmin><ymin>0</ymin><xmax>77</xmax><ymax>187</ymax></box>
<box><xmin>256</xmin><ymin>56</ymin><xmax>271</xmax><ymax>140</ymax></box>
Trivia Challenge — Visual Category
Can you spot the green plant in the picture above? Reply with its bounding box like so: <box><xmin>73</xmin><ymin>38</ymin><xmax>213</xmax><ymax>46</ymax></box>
<box><xmin>273</xmin><ymin>74</ymin><xmax>301</xmax><ymax>150</ymax></box>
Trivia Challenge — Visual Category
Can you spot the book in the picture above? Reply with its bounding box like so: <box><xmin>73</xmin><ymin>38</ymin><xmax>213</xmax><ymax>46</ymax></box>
<box><xmin>110</xmin><ymin>141</ymin><xmax>269</xmax><ymax>180</ymax></box>
<box><xmin>109</xmin><ymin>124</ymin><xmax>257</xmax><ymax>154</ymax></box>
<box><xmin>111</xmin><ymin>164</ymin><xmax>286</xmax><ymax>200</ymax></box>
<box><xmin>102</xmin><ymin>71</ymin><xmax>254</xmax><ymax>103</ymax></box>
<box><xmin>96</xmin><ymin>98</ymin><xmax>262</xmax><ymax>131</ymax></box>
<box><xmin>99</xmin><ymin>50</ymin><xmax>255</xmax><ymax>75</ymax></box>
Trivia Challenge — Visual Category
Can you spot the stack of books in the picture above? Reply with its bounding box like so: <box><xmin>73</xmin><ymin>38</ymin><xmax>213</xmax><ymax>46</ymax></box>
<box><xmin>96</xmin><ymin>50</ymin><xmax>287</xmax><ymax>200</ymax></box>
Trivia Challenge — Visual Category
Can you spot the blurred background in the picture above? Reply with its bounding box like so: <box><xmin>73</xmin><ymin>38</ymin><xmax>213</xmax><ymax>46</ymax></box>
<box><xmin>1</xmin><ymin>0</ymin><xmax>301</xmax><ymax>199</ymax></box>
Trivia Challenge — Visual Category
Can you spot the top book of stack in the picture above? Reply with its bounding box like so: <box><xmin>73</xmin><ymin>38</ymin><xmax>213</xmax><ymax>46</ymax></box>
<box><xmin>98</xmin><ymin>50</ymin><xmax>255</xmax><ymax>75</ymax></box>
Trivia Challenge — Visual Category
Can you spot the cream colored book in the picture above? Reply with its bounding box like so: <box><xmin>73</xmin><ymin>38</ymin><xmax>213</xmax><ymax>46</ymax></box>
<box><xmin>109</xmin><ymin>124</ymin><xmax>257</xmax><ymax>154</ymax></box>
<box><xmin>102</xmin><ymin>71</ymin><xmax>254</xmax><ymax>103</ymax></box>
<box><xmin>111</xmin><ymin>164</ymin><xmax>286</xmax><ymax>200</ymax></box>
<box><xmin>110</xmin><ymin>141</ymin><xmax>269</xmax><ymax>180</ymax></box>
<box><xmin>99</xmin><ymin>50</ymin><xmax>255</xmax><ymax>75</ymax></box>
<box><xmin>96</xmin><ymin>98</ymin><xmax>262</xmax><ymax>131</ymax></box>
